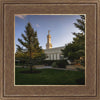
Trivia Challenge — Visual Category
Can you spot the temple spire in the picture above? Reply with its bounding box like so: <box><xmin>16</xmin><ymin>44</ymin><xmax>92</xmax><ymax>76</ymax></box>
<box><xmin>48</xmin><ymin>30</ymin><xmax>50</xmax><ymax>35</ymax></box>
<box><xmin>46</xmin><ymin>30</ymin><xmax>52</xmax><ymax>49</ymax></box>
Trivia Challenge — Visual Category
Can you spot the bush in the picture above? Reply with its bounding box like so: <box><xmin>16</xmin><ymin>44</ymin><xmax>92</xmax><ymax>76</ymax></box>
<box><xmin>52</xmin><ymin>62</ymin><xmax>57</xmax><ymax>68</ymax></box>
<box><xmin>15</xmin><ymin>58</ymin><xmax>46</xmax><ymax>66</ymax></box>
<box><xmin>44</xmin><ymin>60</ymin><xmax>68</xmax><ymax>67</ymax></box>
<box><xmin>80</xmin><ymin>56</ymin><xmax>85</xmax><ymax>67</ymax></box>
<box><xmin>44</xmin><ymin>60</ymin><xmax>54</xmax><ymax>66</ymax></box>
<box><xmin>16</xmin><ymin>60</ymin><xmax>68</xmax><ymax>67</ymax></box>
<box><xmin>80</xmin><ymin>60</ymin><xmax>85</xmax><ymax>66</ymax></box>
<box><xmin>56</xmin><ymin>60</ymin><xmax>67</xmax><ymax>68</ymax></box>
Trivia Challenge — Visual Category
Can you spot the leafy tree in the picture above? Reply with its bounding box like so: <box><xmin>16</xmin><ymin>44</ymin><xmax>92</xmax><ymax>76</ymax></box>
<box><xmin>62</xmin><ymin>15</ymin><xmax>85</xmax><ymax>65</ymax></box>
<box><xmin>15</xmin><ymin>22</ymin><xmax>46</xmax><ymax>72</ymax></box>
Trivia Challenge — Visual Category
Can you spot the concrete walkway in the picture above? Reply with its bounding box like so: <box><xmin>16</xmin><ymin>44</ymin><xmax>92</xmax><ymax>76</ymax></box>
<box><xmin>35</xmin><ymin>66</ymin><xmax>52</xmax><ymax>69</ymax></box>
<box><xmin>67</xmin><ymin>65</ymin><xmax>85</xmax><ymax>70</ymax></box>
<box><xmin>35</xmin><ymin>66</ymin><xmax>78</xmax><ymax>71</ymax></box>
<box><xmin>16</xmin><ymin>65</ymin><xmax>85</xmax><ymax>71</ymax></box>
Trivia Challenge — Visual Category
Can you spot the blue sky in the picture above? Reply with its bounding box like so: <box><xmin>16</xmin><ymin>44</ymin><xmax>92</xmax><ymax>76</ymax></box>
<box><xmin>15</xmin><ymin>15</ymin><xmax>81</xmax><ymax>52</ymax></box>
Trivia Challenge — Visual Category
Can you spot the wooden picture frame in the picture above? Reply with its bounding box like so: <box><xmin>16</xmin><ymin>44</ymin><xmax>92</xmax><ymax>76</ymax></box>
<box><xmin>0</xmin><ymin>0</ymin><xmax>100</xmax><ymax>100</ymax></box>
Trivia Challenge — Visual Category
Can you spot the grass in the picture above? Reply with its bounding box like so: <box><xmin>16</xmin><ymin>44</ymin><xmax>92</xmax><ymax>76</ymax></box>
<box><xmin>15</xmin><ymin>67</ymin><xmax>85</xmax><ymax>85</ymax></box>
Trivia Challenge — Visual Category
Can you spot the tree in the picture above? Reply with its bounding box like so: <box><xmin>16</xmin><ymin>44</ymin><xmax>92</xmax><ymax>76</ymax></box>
<box><xmin>62</xmin><ymin>33</ymin><xmax>85</xmax><ymax>61</ymax></box>
<box><xmin>62</xmin><ymin>15</ymin><xmax>85</xmax><ymax>65</ymax></box>
<box><xmin>15</xmin><ymin>22</ymin><xmax>46</xmax><ymax>72</ymax></box>
<box><xmin>74</xmin><ymin>15</ymin><xmax>85</xmax><ymax>34</ymax></box>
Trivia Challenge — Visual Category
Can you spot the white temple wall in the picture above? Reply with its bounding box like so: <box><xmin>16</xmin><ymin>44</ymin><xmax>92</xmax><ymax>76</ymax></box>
<box><xmin>51</xmin><ymin>54</ymin><xmax>53</xmax><ymax>60</ymax></box>
<box><xmin>44</xmin><ymin>46</ymin><xmax>65</xmax><ymax>60</ymax></box>
<box><xmin>57</xmin><ymin>53</ymin><xmax>59</xmax><ymax>60</ymax></box>
<box><xmin>54</xmin><ymin>54</ymin><xmax>56</xmax><ymax>60</ymax></box>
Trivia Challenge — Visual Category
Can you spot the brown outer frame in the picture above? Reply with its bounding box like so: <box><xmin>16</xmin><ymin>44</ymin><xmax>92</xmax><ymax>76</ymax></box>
<box><xmin>4</xmin><ymin>3</ymin><xmax>96</xmax><ymax>96</ymax></box>
<box><xmin>0</xmin><ymin>0</ymin><xmax>100</xmax><ymax>100</ymax></box>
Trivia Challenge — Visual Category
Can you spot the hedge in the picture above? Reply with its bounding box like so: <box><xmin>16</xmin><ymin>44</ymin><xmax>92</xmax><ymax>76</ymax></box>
<box><xmin>15</xmin><ymin>59</ymin><xmax>68</xmax><ymax>68</ymax></box>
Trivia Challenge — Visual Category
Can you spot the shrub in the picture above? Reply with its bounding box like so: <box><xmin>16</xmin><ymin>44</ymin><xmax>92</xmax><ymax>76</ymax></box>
<box><xmin>44</xmin><ymin>60</ymin><xmax>68</xmax><ymax>67</ymax></box>
<box><xmin>80</xmin><ymin>60</ymin><xmax>85</xmax><ymax>66</ymax></box>
<box><xmin>56</xmin><ymin>60</ymin><xmax>67</xmax><ymax>68</ymax></box>
<box><xmin>80</xmin><ymin>56</ymin><xmax>85</xmax><ymax>67</ymax></box>
<box><xmin>44</xmin><ymin>60</ymin><xmax>54</xmax><ymax>66</ymax></box>
<box><xmin>52</xmin><ymin>62</ymin><xmax>57</xmax><ymax>68</ymax></box>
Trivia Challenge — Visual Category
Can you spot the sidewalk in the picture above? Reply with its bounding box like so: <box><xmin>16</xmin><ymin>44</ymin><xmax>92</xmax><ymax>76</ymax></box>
<box><xmin>16</xmin><ymin>65</ymin><xmax>85</xmax><ymax>71</ymax></box>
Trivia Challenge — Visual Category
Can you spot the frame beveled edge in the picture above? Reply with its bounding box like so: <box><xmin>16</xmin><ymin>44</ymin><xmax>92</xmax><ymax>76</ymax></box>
<box><xmin>0</xmin><ymin>0</ymin><xmax>100</xmax><ymax>100</ymax></box>
<box><xmin>0</xmin><ymin>0</ymin><xmax>3</xmax><ymax>100</ymax></box>
<box><xmin>14</xmin><ymin>13</ymin><xmax>87</xmax><ymax>87</ymax></box>
<box><xmin>0</xmin><ymin>0</ymin><xmax>99</xmax><ymax>4</ymax></box>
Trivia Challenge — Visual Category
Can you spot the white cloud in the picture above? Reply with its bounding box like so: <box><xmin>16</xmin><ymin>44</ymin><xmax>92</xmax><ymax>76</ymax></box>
<box><xmin>16</xmin><ymin>15</ymin><xmax>26</xmax><ymax>19</ymax></box>
<box><xmin>36</xmin><ymin>24</ymin><xmax>40</xmax><ymax>28</ymax></box>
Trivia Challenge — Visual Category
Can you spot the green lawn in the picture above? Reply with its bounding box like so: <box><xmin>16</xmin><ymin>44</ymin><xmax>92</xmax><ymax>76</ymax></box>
<box><xmin>15</xmin><ymin>68</ymin><xmax>85</xmax><ymax>85</ymax></box>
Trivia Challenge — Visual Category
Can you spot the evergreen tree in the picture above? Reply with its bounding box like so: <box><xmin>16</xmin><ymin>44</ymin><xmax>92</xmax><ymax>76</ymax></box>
<box><xmin>62</xmin><ymin>33</ymin><xmax>85</xmax><ymax>61</ymax></box>
<box><xmin>62</xmin><ymin>15</ymin><xmax>85</xmax><ymax>65</ymax></box>
<box><xmin>16</xmin><ymin>22</ymin><xmax>45</xmax><ymax>72</ymax></box>
<box><xmin>74</xmin><ymin>15</ymin><xmax>85</xmax><ymax>33</ymax></box>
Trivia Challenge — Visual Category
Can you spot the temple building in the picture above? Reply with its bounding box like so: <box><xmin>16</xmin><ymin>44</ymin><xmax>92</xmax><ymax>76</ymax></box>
<box><xmin>44</xmin><ymin>31</ymin><xmax>65</xmax><ymax>60</ymax></box>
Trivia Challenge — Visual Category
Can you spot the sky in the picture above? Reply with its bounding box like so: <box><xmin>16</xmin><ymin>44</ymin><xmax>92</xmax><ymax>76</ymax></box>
<box><xmin>15</xmin><ymin>15</ymin><xmax>81</xmax><ymax>52</ymax></box>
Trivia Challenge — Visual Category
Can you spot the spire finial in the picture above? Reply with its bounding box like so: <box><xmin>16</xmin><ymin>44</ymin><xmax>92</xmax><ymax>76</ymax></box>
<box><xmin>48</xmin><ymin>30</ymin><xmax>50</xmax><ymax>35</ymax></box>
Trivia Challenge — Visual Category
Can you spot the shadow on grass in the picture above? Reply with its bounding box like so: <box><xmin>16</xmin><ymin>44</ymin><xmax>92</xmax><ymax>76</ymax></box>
<box><xmin>76</xmin><ymin>77</ymin><xmax>85</xmax><ymax>85</ymax></box>
<box><xmin>15</xmin><ymin>68</ymin><xmax>85</xmax><ymax>85</ymax></box>
<box><xmin>20</xmin><ymin>70</ymin><xmax>42</xmax><ymax>74</ymax></box>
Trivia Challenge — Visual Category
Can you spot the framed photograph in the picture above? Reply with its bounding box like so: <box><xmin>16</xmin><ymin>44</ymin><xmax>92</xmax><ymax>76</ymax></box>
<box><xmin>15</xmin><ymin>14</ymin><xmax>85</xmax><ymax>86</ymax></box>
<box><xmin>0</xmin><ymin>0</ymin><xmax>100</xmax><ymax>100</ymax></box>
